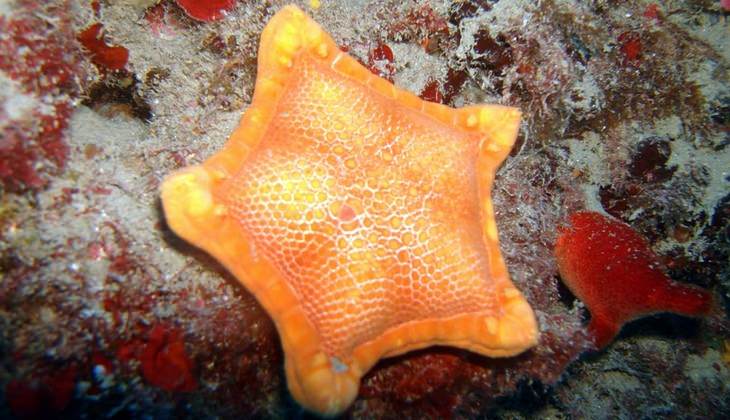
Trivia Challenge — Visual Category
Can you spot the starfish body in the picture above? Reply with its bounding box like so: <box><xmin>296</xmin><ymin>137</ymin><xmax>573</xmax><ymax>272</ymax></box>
<box><xmin>161</xmin><ymin>5</ymin><xmax>537</xmax><ymax>415</ymax></box>
<box><xmin>555</xmin><ymin>211</ymin><xmax>711</xmax><ymax>349</ymax></box>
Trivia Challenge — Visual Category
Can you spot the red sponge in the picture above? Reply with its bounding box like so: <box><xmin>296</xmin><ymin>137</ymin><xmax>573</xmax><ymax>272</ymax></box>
<box><xmin>554</xmin><ymin>211</ymin><xmax>711</xmax><ymax>349</ymax></box>
<box><xmin>175</xmin><ymin>0</ymin><xmax>237</xmax><ymax>22</ymax></box>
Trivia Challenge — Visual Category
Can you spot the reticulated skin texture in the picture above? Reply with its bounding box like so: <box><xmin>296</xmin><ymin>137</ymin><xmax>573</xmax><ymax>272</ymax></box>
<box><xmin>219</xmin><ymin>56</ymin><xmax>498</xmax><ymax>358</ymax></box>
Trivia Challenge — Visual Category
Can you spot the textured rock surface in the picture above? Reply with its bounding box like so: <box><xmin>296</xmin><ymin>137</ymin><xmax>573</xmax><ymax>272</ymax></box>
<box><xmin>1</xmin><ymin>0</ymin><xmax>728</xmax><ymax>418</ymax></box>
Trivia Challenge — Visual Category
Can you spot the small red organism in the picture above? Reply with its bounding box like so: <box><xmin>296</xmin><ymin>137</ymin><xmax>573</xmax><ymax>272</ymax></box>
<box><xmin>139</xmin><ymin>324</ymin><xmax>198</xmax><ymax>392</ymax></box>
<box><xmin>420</xmin><ymin>78</ymin><xmax>444</xmax><ymax>104</ymax></box>
<box><xmin>472</xmin><ymin>30</ymin><xmax>513</xmax><ymax>71</ymax></box>
<box><xmin>554</xmin><ymin>211</ymin><xmax>712</xmax><ymax>349</ymax></box>
<box><xmin>722</xmin><ymin>0</ymin><xmax>730</xmax><ymax>12</ymax></box>
<box><xmin>77</xmin><ymin>23</ymin><xmax>129</xmax><ymax>71</ymax></box>
<box><xmin>441</xmin><ymin>68</ymin><xmax>468</xmax><ymax>105</ymax></box>
<box><xmin>91</xmin><ymin>0</ymin><xmax>101</xmax><ymax>16</ymax></box>
<box><xmin>643</xmin><ymin>4</ymin><xmax>660</xmax><ymax>21</ymax></box>
<box><xmin>618</xmin><ymin>31</ymin><xmax>642</xmax><ymax>64</ymax></box>
<box><xmin>145</xmin><ymin>2</ymin><xmax>184</xmax><ymax>38</ymax></box>
<box><xmin>369</xmin><ymin>42</ymin><xmax>394</xmax><ymax>62</ymax></box>
<box><xmin>145</xmin><ymin>2</ymin><xmax>168</xmax><ymax>35</ymax></box>
<box><xmin>367</xmin><ymin>42</ymin><xmax>396</xmax><ymax>82</ymax></box>
<box><xmin>174</xmin><ymin>0</ymin><xmax>237</xmax><ymax>22</ymax></box>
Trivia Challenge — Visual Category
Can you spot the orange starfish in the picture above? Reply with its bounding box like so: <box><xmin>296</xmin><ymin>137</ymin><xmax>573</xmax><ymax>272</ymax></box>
<box><xmin>161</xmin><ymin>5</ymin><xmax>537</xmax><ymax>415</ymax></box>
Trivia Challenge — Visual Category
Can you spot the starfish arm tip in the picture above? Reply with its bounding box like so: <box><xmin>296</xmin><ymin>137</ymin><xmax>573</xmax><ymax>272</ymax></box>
<box><xmin>161</xmin><ymin>166</ymin><xmax>220</xmax><ymax>245</ymax></box>
<box><xmin>497</xmin><ymin>294</ymin><xmax>540</xmax><ymax>351</ymax></box>
<box><xmin>286</xmin><ymin>355</ymin><xmax>360</xmax><ymax>417</ymax></box>
<box><xmin>479</xmin><ymin>105</ymin><xmax>521</xmax><ymax>156</ymax></box>
<box><xmin>259</xmin><ymin>5</ymin><xmax>332</xmax><ymax>79</ymax></box>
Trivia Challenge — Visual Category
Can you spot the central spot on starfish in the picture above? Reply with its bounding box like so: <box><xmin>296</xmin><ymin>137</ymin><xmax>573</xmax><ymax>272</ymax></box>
<box><xmin>161</xmin><ymin>5</ymin><xmax>538</xmax><ymax>415</ymax></box>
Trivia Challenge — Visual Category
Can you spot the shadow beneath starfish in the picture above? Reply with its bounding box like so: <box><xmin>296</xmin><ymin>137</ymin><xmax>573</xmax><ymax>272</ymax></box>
<box><xmin>155</xmin><ymin>197</ymin><xmax>249</xmax><ymax>292</ymax></box>
<box><xmin>369</xmin><ymin>345</ymin><xmax>536</xmax><ymax>373</ymax></box>
<box><xmin>157</xmin><ymin>198</ymin><xmax>221</xmax><ymax>270</ymax></box>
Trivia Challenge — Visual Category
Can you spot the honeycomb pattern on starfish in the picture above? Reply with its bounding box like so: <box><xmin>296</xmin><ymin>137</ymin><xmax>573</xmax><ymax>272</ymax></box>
<box><xmin>161</xmin><ymin>5</ymin><xmax>538</xmax><ymax>416</ymax></box>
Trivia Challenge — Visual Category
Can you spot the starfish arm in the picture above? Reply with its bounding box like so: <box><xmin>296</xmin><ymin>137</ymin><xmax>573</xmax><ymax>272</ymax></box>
<box><xmin>160</xmin><ymin>166</ymin><xmax>295</xmax><ymax>312</ymax></box>
<box><xmin>161</xmin><ymin>165</ymin><xmax>355</xmax><ymax>414</ymax></box>
<box><xmin>474</xmin><ymin>105</ymin><xmax>521</xmax><ymax>284</ymax></box>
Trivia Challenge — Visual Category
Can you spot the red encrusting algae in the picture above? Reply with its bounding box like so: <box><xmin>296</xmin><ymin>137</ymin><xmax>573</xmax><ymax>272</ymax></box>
<box><xmin>139</xmin><ymin>324</ymin><xmax>198</xmax><ymax>392</ymax></box>
<box><xmin>0</xmin><ymin>3</ymin><xmax>83</xmax><ymax>191</ymax></box>
<box><xmin>115</xmin><ymin>324</ymin><xmax>198</xmax><ymax>393</ymax></box>
<box><xmin>618</xmin><ymin>31</ymin><xmax>642</xmax><ymax>65</ymax></box>
<box><xmin>420</xmin><ymin>78</ymin><xmax>445</xmax><ymax>104</ymax></box>
<box><xmin>554</xmin><ymin>211</ymin><xmax>712</xmax><ymax>349</ymax></box>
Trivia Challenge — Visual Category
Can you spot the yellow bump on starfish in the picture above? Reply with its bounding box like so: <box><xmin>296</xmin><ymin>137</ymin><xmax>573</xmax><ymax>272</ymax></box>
<box><xmin>161</xmin><ymin>4</ymin><xmax>538</xmax><ymax>416</ymax></box>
